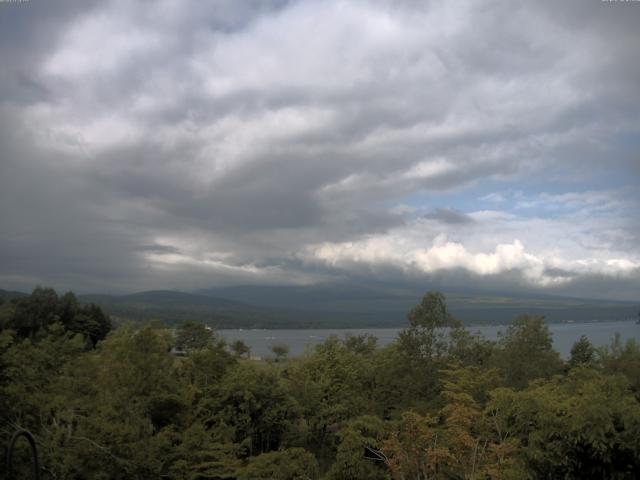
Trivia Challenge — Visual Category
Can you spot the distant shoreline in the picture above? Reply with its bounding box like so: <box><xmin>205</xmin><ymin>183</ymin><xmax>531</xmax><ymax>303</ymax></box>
<box><xmin>218</xmin><ymin>320</ymin><xmax>640</xmax><ymax>359</ymax></box>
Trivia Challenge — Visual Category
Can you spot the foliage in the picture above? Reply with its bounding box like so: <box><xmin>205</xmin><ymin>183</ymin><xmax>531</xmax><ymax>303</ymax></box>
<box><xmin>272</xmin><ymin>343</ymin><xmax>290</xmax><ymax>362</ymax></box>
<box><xmin>286</xmin><ymin>336</ymin><xmax>378</xmax><ymax>464</ymax></box>
<box><xmin>238</xmin><ymin>448</ymin><xmax>319</xmax><ymax>480</ymax></box>
<box><xmin>0</xmin><ymin>287</ymin><xmax>111</xmax><ymax>347</ymax></box>
<box><xmin>494</xmin><ymin>314</ymin><xmax>563</xmax><ymax>389</ymax></box>
<box><xmin>382</xmin><ymin>383</ymin><xmax>525</xmax><ymax>480</ymax></box>
<box><xmin>486</xmin><ymin>368</ymin><xmax>640</xmax><ymax>478</ymax></box>
<box><xmin>598</xmin><ymin>333</ymin><xmax>640</xmax><ymax>395</ymax></box>
<box><xmin>231</xmin><ymin>339</ymin><xmax>251</xmax><ymax>358</ymax></box>
<box><xmin>390</xmin><ymin>293</ymin><xmax>469</xmax><ymax>412</ymax></box>
<box><xmin>383</xmin><ymin>411</ymin><xmax>446</xmax><ymax>479</ymax></box>
<box><xmin>176</xmin><ymin>320</ymin><xmax>215</xmax><ymax>351</ymax></box>
<box><xmin>325</xmin><ymin>416</ymin><xmax>389</xmax><ymax>480</ymax></box>
<box><xmin>343</xmin><ymin>333</ymin><xmax>378</xmax><ymax>355</ymax></box>
<box><xmin>399</xmin><ymin>291</ymin><xmax>458</xmax><ymax>362</ymax></box>
<box><xmin>3</xmin><ymin>288</ymin><xmax>640</xmax><ymax>480</ymax></box>
<box><xmin>568</xmin><ymin>334</ymin><xmax>597</xmax><ymax>369</ymax></box>
<box><xmin>199</xmin><ymin>362</ymin><xmax>301</xmax><ymax>457</ymax></box>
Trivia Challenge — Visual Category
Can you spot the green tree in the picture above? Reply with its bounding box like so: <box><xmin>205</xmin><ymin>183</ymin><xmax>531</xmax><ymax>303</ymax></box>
<box><xmin>167</xmin><ymin>423</ymin><xmax>242</xmax><ymax>480</ymax></box>
<box><xmin>0</xmin><ymin>323</ymin><xmax>85</xmax><ymax>433</ymax></box>
<box><xmin>175</xmin><ymin>320</ymin><xmax>214</xmax><ymax>351</ymax></box>
<box><xmin>271</xmin><ymin>343</ymin><xmax>290</xmax><ymax>362</ymax></box>
<box><xmin>494</xmin><ymin>314</ymin><xmax>563</xmax><ymax>389</ymax></box>
<box><xmin>598</xmin><ymin>334</ymin><xmax>640</xmax><ymax>395</ymax></box>
<box><xmin>448</xmin><ymin>327</ymin><xmax>497</xmax><ymax>368</ymax></box>
<box><xmin>69</xmin><ymin>303</ymin><xmax>112</xmax><ymax>348</ymax></box>
<box><xmin>201</xmin><ymin>363</ymin><xmax>301</xmax><ymax>456</ymax></box>
<box><xmin>286</xmin><ymin>337</ymin><xmax>377</xmax><ymax>463</ymax></box>
<box><xmin>486</xmin><ymin>368</ymin><xmax>640</xmax><ymax>478</ymax></box>
<box><xmin>568</xmin><ymin>335</ymin><xmax>597</xmax><ymax>369</ymax></box>
<box><xmin>441</xmin><ymin>363</ymin><xmax>501</xmax><ymax>407</ymax></box>
<box><xmin>326</xmin><ymin>416</ymin><xmax>389</xmax><ymax>480</ymax></box>
<box><xmin>2</xmin><ymin>287</ymin><xmax>111</xmax><ymax>347</ymax></box>
<box><xmin>0</xmin><ymin>299</ymin><xmax>16</xmax><ymax>330</ymax></box>
<box><xmin>9</xmin><ymin>286</ymin><xmax>59</xmax><ymax>340</ymax></box>
<box><xmin>385</xmin><ymin>292</ymin><xmax>461</xmax><ymax>412</ymax></box>
<box><xmin>182</xmin><ymin>341</ymin><xmax>236</xmax><ymax>396</ymax></box>
<box><xmin>231</xmin><ymin>339</ymin><xmax>251</xmax><ymax>358</ymax></box>
<box><xmin>407</xmin><ymin>291</ymin><xmax>453</xmax><ymax>329</ymax></box>
<box><xmin>343</xmin><ymin>333</ymin><xmax>378</xmax><ymax>355</ymax></box>
<box><xmin>397</xmin><ymin>291</ymin><xmax>460</xmax><ymax>361</ymax></box>
<box><xmin>239</xmin><ymin>448</ymin><xmax>319</xmax><ymax>480</ymax></box>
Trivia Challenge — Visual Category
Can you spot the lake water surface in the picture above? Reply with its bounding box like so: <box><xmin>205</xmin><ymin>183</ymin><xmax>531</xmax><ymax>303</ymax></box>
<box><xmin>220</xmin><ymin>321</ymin><xmax>640</xmax><ymax>359</ymax></box>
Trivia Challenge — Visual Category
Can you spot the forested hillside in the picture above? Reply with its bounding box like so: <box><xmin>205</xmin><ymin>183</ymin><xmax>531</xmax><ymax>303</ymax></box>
<box><xmin>2</xmin><ymin>288</ymin><xmax>640</xmax><ymax>479</ymax></box>
<box><xmin>4</xmin><ymin>286</ymin><xmax>635</xmax><ymax>330</ymax></box>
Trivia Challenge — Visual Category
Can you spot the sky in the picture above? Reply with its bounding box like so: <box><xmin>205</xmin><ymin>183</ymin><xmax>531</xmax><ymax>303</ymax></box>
<box><xmin>0</xmin><ymin>0</ymin><xmax>639</xmax><ymax>299</ymax></box>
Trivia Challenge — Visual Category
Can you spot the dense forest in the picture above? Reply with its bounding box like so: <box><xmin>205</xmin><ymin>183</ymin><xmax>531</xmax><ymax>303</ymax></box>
<box><xmin>2</xmin><ymin>287</ymin><xmax>640</xmax><ymax>479</ymax></box>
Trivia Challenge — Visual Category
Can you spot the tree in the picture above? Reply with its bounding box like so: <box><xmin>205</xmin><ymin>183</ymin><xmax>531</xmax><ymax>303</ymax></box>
<box><xmin>271</xmin><ymin>343</ymin><xmax>290</xmax><ymax>362</ymax></box>
<box><xmin>68</xmin><ymin>303</ymin><xmax>112</xmax><ymax>347</ymax></box>
<box><xmin>286</xmin><ymin>337</ymin><xmax>377</xmax><ymax>461</ymax></box>
<box><xmin>568</xmin><ymin>335</ymin><xmax>596</xmax><ymax>369</ymax></box>
<box><xmin>397</xmin><ymin>291</ymin><xmax>460</xmax><ymax>362</ymax></box>
<box><xmin>448</xmin><ymin>328</ymin><xmax>497</xmax><ymax>368</ymax></box>
<box><xmin>441</xmin><ymin>364</ymin><xmax>501</xmax><ymax>407</ymax></box>
<box><xmin>10</xmin><ymin>287</ymin><xmax>59</xmax><ymax>339</ymax></box>
<box><xmin>383</xmin><ymin>411</ymin><xmax>447</xmax><ymax>479</ymax></box>
<box><xmin>201</xmin><ymin>363</ymin><xmax>301</xmax><ymax>456</ymax></box>
<box><xmin>325</xmin><ymin>416</ymin><xmax>389</xmax><ymax>480</ymax></box>
<box><xmin>2</xmin><ymin>288</ymin><xmax>111</xmax><ymax>347</ymax></box>
<box><xmin>407</xmin><ymin>291</ymin><xmax>455</xmax><ymax>329</ymax></box>
<box><xmin>54</xmin><ymin>326</ymin><xmax>186</xmax><ymax>477</ymax></box>
<box><xmin>486</xmin><ymin>369</ymin><xmax>640</xmax><ymax>478</ymax></box>
<box><xmin>388</xmin><ymin>292</ymin><xmax>461</xmax><ymax>412</ymax></box>
<box><xmin>175</xmin><ymin>321</ymin><xmax>214</xmax><ymax>351</ymax></box>
<box><xmin>382</xmin><ymin>378</ymin><xmax>524</xmax><ymax>480</ymax></box>
<box><xmin>239</xmin><ymin>448</ymin><xmax>319</xmax><ymax>480</ymax></box>
<box><xmin>494</xmin><ymin>315</ymin><xmax>563</xmax><ymax>389</ymax></box>
<box><xmin>0</xmin><ymin>299</ymin><xmax>16</xmax><ymax>330</ymax></box>
<box><xmin>343</xmin><ymin>333</ymin><xmax>378</xmax><ymax>355</ymax></box>
<box><xmin>598</xmin><ymin>334</ymin><xmax>640</xmax><ymax>394</ymax></box>
<box><xmin>231</xmin><ymin>339</ymin><xmax>251</xmax><ymax>358</ymax></box>
<box><xmin>166</xmin><ymin>423</ymin><xmax>242</xmax><ymax>480</ymax></box>
<box><xmin>184</xmin><ymin>342</ymin><xmax>236</xmax><ymax>395</ymax></box>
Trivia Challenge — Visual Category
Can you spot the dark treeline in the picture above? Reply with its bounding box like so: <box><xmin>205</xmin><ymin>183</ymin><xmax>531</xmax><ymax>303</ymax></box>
<box><xmin>1</xmin><ymin>288</ymin><xmax>640</xmax><ymax>479</ymax></box>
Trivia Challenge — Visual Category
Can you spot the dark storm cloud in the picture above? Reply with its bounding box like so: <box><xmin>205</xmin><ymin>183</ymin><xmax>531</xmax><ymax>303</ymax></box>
<box><xmin>0</xmin><ymin>0</ymin><xmax>639</xmax><ymax>297</ymax></box>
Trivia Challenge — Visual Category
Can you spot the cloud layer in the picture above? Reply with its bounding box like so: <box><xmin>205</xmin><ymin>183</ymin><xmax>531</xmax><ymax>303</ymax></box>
<box><xmin>1</xmin><ymin>0</ymin><xmax>639</xmax><ymax>299</ymax></box>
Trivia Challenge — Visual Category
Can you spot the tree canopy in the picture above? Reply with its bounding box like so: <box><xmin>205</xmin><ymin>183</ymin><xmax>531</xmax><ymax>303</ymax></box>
<box><xmin>2</xmin><ymin>288</ymin><xmax>640</xmax><ymax>479</ymax></box>
<box><xmin>0</xmin><ymin>287</ymin><xmax>111</xmax><ymax>347</ymax></box>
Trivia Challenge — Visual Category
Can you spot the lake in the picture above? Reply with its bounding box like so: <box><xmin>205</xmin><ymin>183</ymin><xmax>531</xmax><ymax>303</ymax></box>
<box><xmin>220</xmin><ymin>321</ymin><xmax>640</xmax><ymax>359</ymax></box>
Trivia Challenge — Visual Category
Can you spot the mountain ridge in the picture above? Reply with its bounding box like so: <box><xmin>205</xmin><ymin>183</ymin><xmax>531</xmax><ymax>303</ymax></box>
<box><xmin>3</xmin><ymin>286</ymin><xmax>637</xmax><ymax>328</ymax></box>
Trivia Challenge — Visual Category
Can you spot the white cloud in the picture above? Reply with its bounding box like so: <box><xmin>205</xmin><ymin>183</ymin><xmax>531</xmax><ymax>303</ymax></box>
<box><xmin>403</xmin><ymin>158</ymin><xmax>456</xmax><ymax>180</ymax></box>
<box><xmin>480</xmin><ymin>192</ymin><xmax>506</xmax><ymax>203</ymax></box>
<box><xmin>307</xmin><ymin>208</ymin><xmax>640</xmax><ymax>288</ymax></box>
<box><xmin>43</xmin><ymin>17</ymin><xmax>163</xmax><ymax>79</ymax></box>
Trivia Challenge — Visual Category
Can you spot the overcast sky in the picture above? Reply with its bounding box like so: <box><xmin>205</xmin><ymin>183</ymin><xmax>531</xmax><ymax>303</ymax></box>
<box><xmin>1</xmin><ymin>0</ymin><xmax>639</xmax><ymax>299</ymax></box>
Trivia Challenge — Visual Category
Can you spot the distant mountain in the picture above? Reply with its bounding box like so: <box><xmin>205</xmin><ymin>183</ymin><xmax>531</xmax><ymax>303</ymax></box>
<box><xmin>0</xmin><ymin>288</ymin><xmax>29</xmax><ymax>301</ymax></box>
<box><xmin>77</xmin><ymin>290</ymin><xmax>368</xmax><ymax>329</ymax></box>
<box><xmin>198</xmin><ymin>284</ymin><xmax>639</xmax><ymax>325</ymax></box>
<box><xmin>78</xmin><ymin>290</ymin><xmax>282</xmax><ymax>328</ymax></box>
<box><xmin>2</xmin><ymin>285</ymin><xmax>637</xmax><ymax>328</ymax></box>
